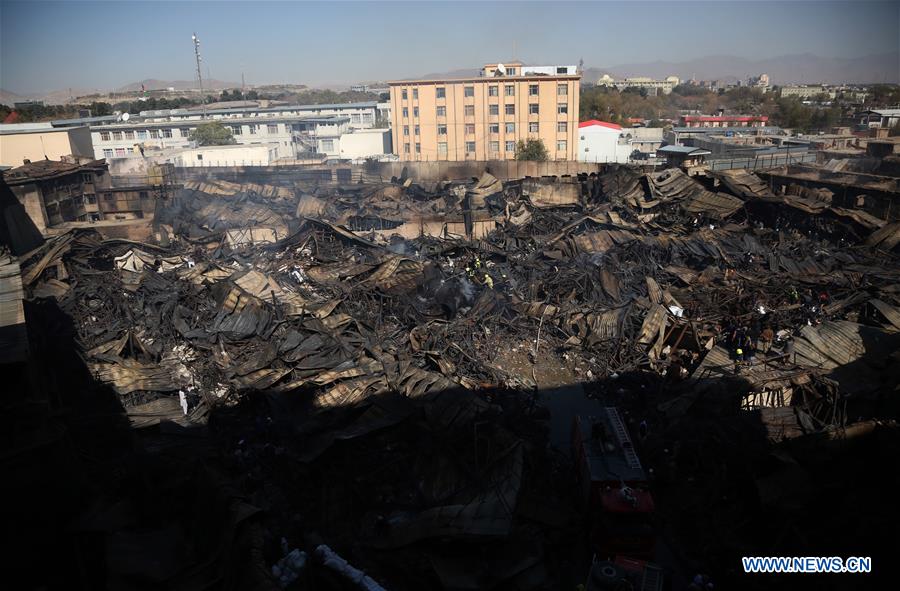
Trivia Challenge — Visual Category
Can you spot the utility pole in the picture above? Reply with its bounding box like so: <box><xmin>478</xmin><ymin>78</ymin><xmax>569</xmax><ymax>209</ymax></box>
<box><xmin>192</xmin><ymin>32</ymin><xmax>206</xmax><ymax>118</ymax></box>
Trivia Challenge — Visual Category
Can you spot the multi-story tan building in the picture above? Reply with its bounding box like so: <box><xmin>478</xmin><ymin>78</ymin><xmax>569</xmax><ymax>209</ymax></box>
<box><xmin>389</xmin><ymin>62</ymin><xmax>580</xmax><ymax>162</ymax></box>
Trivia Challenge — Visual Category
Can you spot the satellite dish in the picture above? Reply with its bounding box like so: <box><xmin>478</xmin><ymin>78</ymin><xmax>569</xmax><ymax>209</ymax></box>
<box><xmin>122</xmin><ymin>113</ymin><xmax>130</xmax><ymax>121</ymax></box>
<box><xmin>496</xmin><ymin>63</ymin><xmax>506</xmax><ymax>76</ymax></box>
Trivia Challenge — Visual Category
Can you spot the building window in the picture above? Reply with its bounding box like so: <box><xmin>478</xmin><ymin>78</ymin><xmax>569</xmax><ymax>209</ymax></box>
<box><xmin>413</xmin><ymin>107</ymin><xmax>419</xmax><ymax>118</ymax></box>
<box><xmin>231</xmin><ymin>126</ymin><xmax>241</xmax><ymax>135</ymax></box>
<box><xmin>162</xmin><ymin>129</ymin><xmax>173</xmax><ymax>138</ymax></box>
<box><xmin>436</xmin><ymin>87</ymin><xmax>446</xmax><ymax>99</ymax></box>
<box><xmin>104</xmin><ymin>193</ymin><xmax>114</xmax><ymax>201</ymax></box>
<box><xmin>465</xmin><ymin>141</ymin><xmax>476</xmax><ymax>153</ymax></box>
<box><xmin>415</xmin><ymin>142</ymin><xmax>421</xmax><ymax>153</ymax></box>
<box><xmin>112</xmin><ymin>131</ymin><xmax>123</xmax><ymax>140</ymax></box>
<box><xmin>268</xmin><ymin>124</ymin><xmax>278</xmax><ymax>134</ymax></box>
<box><xmin>100</xmin><ymin>132</ymin><xmax>110</xmax><ymax>141</ymax></box>
<box><xmin>529</xmin><ymin>104</ymin><xmax>539</xmax><ymax>115</ymax></box>
<box><xmin>414</xmin><ymin>125</ymin><xmax>420</xmax><ymax>135</ymax></box>
<box><xmin>137</xmin><ymin>130</ymin><xmax>148</xmax><ymax>140</ymax></box>
<box><xmin>139</xmin><ymin>191</ymin><xmax>149</xmax><ymax>199</ymax></box>
<box><xmin>505</xmin><ymin>85</ymin><xmax>514</xmax><ymax>96</ymax></box>
<box><xmin>464</xmin><ymin>86</ymin><xmax>474</xmax><ymax>97</ymax></box>
<box><xmin>557</xmin><ymin>103</ymin><xmax>568</xmax><ymax>114</ymax></box>
<box><xmin>102</xmin><ymin>149</ymin><xmax>113</xmax><ymax>158</ymax></box>
<box><xmin>438</xmin><ymin>142</ymin><xmax>448</xmax><ymax>156</ymax></box>
<box><xmin>465</xmin><ymin>124</ymin><xmax>475</xmax><ymax>134</ymax></box>
<box><xmin>529</xmin><ymin>122</ymin><xmax>539</xmax><ymax>133</ymax></box>
<box><xmin>82</xmin><ymin>173</ymin><xmax>93</xmax><ymax>182</ymax></box>
<box><xmin>506</xmin><ymin>141</ymin><xmax>515</xmax><ymax>152</ymax></box>
<box><xmin>557</xmin><ymin>121</ymin><xmax>568</xmax><ymax>132</ymax></box>
<box><xmin>488</xmin><ymin>86</ymin><xmax>499</xmax><ymax>97</ymax></box>
<box><xmin>410</xmin><ymin>88</ymin><xmax>417</xmax><ymax>100</ymax></box>
<box><xmin>436</xmin><ymin>106</ymin><xmax>446</xmax><ymax>117</ymax></box>
<box><xmin>489</xmin><ymin>104</ymin><xmax>499</xmax><ymax>116</ymax></box>
<box><xmin>362</xmin><ymin>113</ymin><xmax>374</xmax><ymax>123</ymax></box>
<box><xmin>402</xmin><ymin>107</ymin><xmax>409</xmax><ymax>118</ymax></box>
<box><xmin>401</xmin><ymin>89</ymin><xmax>407</xmax><ymax>100</ymax></box>
<box><xmin>529</xmin><ymin>84</ymin><xmax>539</xmax><ymax>96</ymax></box>
<box><xmin>321</xmin><ymin>139</ymin><xmax>334</xmax><ymax>151</ymax></box>
<box><xmin>465</xmin><ymin>105</ymin><xmax>475</xmax><ymax>116</ymax></box>
<box><xmin>437</xmin><ymin>124</ymin><xmax>447</xmax><ymax>135</ymax></box>
<box><xmin>489</xmin><ymin>123</ymin><xmax>499</xmax><ymax>134</ymax></box>
<box><xmin>403</xmin><ymin>125</ymin><xmax>409</xmax><ymax>136</ymax></box>
<box><xmin>489</xmin><ymin>141</ymin><xmax>500</xmax><ymax>152</ymax></box>
<box><xmin>125</xmin><ymin>131</ymin><xmax>135</xmax><ymax>140</ymax></box>
<box><xmin>505</xmin><ymin>104</ymin><xmax>515</xmax><ymax>115</ymax></box>
<box><xmin>505</xmin><ymin>122</ymin><xmax>515</xmax><ymax>133</ymax></box>
<box><xmin>558</xmin><ymin>83</ymin><xmax>568</xmax><ymax>96</ymax></box>
<box><xmin>150</xmin><ymin>130</ymin><xmax>159</xmax><ymax>138</ymax></box>
<box><xmin>557</xmin><ymin>140</ymin><xmax>567</xmax><ymax>151</ymax></box>
<box><xmin>404</xmin><ymin>143</ymin><xmax>410</xmax><ymax>153</ymax></box>
<box><xmin>114</xmin><ymin>148</ymin><xmax>126</xmax><ymax>157</ymax></box>
<box><xmin>180</xmin><ymin>128</ymin><xmax>191</xmax><ymax>137</ymax></box>
<box><xmin>508</xmin><ymin>67</ymin><xmax>517</xmax><ymax>75</ymax></box>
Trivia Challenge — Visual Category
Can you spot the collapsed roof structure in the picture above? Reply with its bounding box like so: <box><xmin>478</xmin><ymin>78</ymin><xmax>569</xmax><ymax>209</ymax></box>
<box><xmin>6</xmin><ymin>162</ymin><xmax>900</xmax><ymax>589</ymax></box>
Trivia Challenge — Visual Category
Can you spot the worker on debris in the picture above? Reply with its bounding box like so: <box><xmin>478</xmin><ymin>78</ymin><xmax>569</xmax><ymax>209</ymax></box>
<box><xmin>474</xmin><ymin>256</ymin><xmax>482</xmax><ymax>269</ymax></box>
<box><xmin>483</xmin><ymin>274</ymin><xmax>494</xmax><ymax>289</ymax></box>
<box><xmin>465</xmin><ymin>265</ymin><xmax>475</xmax><ymax>278</ymax></box>
<box><xmin>782</xmin><ymin>336</ymin><xmax>795</xmax><ymax>364</ymax></box>
<box><xmin>788</xmin><ymin>286</ymin><xmax>799</xmax><ymax>304</ymax></box>
<box><xmin>760</xmin><ymin>325</ymin><xmax>774</xmax><ymax>354</ymax></box>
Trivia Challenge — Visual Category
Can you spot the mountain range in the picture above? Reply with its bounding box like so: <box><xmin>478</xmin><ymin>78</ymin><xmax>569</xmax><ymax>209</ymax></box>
<box><xmin>2</xmin><ymin>53</ymin><xmax>897</xmax><ymax>106</ymax></box>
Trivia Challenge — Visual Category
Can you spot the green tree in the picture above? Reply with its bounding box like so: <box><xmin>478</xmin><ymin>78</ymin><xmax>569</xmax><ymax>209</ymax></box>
<box><xmin>515</xmin><ymin>138</ymin><xmax>549</xmax><ymax>161</ymax></box>
<box><xmin>189</xmin><ymin>122</ymin><xmax>236</xmax><ymax>146</ymax></box>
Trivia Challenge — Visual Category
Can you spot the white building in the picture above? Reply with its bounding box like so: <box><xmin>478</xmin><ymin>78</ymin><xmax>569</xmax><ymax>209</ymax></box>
<box><xmin>578</xmin><ymin>120</ymin><xmax>629</xmax><ymax>163</ymax></box>
<box><xmin>138</xmin><ymin>101</ymin><xmax>379</xmax><ymax>129</ymax></box>
<box><xmin>338</xmin><ymin>128</ymin><xmax>393</xmax><ymax>160</ymax></box>
<box><xmin>780</xmin><ymin>86</ymin><xmax>836</xmax><ymax>100</ymax></box>
<box><xmin>597</xmin><ymin>74</ymin><xmax>681</xmax><ymax>95</ymax></box>
<box><xmin>90</xmin><ymin>115</ymin><xmax>350</xmax><ymax>161</ymax></box>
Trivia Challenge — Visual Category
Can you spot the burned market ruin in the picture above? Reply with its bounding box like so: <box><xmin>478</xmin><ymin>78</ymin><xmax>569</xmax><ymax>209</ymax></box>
<box><xmin>3</xmin><ymin>162</ymin><xmax>899</xmax><ymax>591</ymax></box>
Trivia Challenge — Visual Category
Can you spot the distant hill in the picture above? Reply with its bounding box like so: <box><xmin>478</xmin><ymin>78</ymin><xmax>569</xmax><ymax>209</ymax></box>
<box><xmin>414</xmin><ymin>53</ymin><xmax>898</xmax><ymax>86</ymax></box>
<box><xmin>115</xmin><ymin>78</ymin><xmax>241</xmax><ymax>92</ymax></box>
<box><xmin>0</xmin><ymin>88</ymin><xmax>26</xmax><ymax>106</ymax></box>
<box><xmin>583</xmin><ymin>53</ymin><xmax>899</xmax><ymax>85</ymax></box>
<box><xmin>413</xmin><ymin>68</ymin><xmax>481</xmax><ymax>80</ymax></box>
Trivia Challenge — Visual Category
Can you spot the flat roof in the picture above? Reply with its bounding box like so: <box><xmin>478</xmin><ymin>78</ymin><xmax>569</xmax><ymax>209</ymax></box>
<box><xmin>657</xmin><ymin>145</ymin><xmax>712</xmax><ymax>155</ymax></box>
<box><xmin>0</xmin><ymin>124</ymin><xmax>87</xmax><ymax>136</ymax></box>
<box><xmin>144</xmin><ymin>101</ymin><xmax>378</xmax><ymax>118</ymax></box>
<box><xmin>93</xmin><ymin>114</ymin><xmax>350</xmax><ymax>130</ymax></box>
<box><xmin>51</xmin><ymin>115</ymin><xmax>119</xmax><ymax>127</ymax></box>
<box><xmin>389</xmin><ymin>74</ymin><xmax>581</xmax><ymax>85</ymax></box>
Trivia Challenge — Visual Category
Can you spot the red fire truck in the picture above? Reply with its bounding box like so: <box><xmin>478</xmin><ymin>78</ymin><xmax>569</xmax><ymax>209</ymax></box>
<box><xmin>572</xmin><ymin>408</ymin><xmax>656</xmax><ymax>560</ymax></box>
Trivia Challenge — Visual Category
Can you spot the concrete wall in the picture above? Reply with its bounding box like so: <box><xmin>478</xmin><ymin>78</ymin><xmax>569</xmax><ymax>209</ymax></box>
<box><xmin>177</xmin><ymin>145</ymin><xmax>278</xmax><ymax>167</ymax></box>
<box><xmin>0</xmin><ymin>128</ymin><xmax>93</xmax><ymax>167</ymax></box>
<box><xmin>163</xmin><ymin>160</ymin><xmax>606</xmax><ymax>187</ymax></box>
<box><xmin>339</xmin><ymin>129</ymin><xmax>392</xmax><ymax>160</ymax></box>
<box><xmin>368</xmin><ymin>159</ymin><xmax>603</xmax><ymax>181</ymax></box>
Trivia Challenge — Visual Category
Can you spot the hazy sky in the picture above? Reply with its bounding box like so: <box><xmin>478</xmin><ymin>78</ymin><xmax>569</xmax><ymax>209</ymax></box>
<box><xmin>1</xmin><ymin>0</ymin><xmax>898</xmax><ymax>93</ymax></box>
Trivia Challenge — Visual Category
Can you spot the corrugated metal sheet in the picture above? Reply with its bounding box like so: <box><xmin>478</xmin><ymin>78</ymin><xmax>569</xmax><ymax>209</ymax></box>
<box><xmin>869</xmin><ymin>299</ymin><xmax>900</xmax><ymax>331</ymax></box>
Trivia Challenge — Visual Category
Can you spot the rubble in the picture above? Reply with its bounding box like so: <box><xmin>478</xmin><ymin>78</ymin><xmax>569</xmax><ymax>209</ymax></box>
<box><xmin>9</xmin><ymin>164</ymin><xmax>900</xmax><ymax>589</ymax></box>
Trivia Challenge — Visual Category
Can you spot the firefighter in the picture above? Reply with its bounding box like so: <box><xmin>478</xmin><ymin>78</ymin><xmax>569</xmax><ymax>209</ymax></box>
<box><xmin>483</xmin><ymin>274</ymin><xmax>494</xmax><ymax>289</ymax></box>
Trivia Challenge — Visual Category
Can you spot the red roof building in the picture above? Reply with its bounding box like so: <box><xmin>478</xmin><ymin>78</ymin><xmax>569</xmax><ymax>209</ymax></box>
<box><xmin>679</xmin><ymin>115</ymin><xmax>768</xmax><ymax>128</ymax></box>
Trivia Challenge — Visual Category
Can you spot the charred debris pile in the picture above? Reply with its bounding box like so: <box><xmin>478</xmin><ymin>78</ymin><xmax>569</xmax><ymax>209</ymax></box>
<box><xmin>14</xmin><ymin>166</ymin><xmax>900</xmax><ymax>589</ymax></box>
